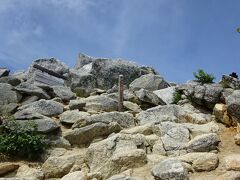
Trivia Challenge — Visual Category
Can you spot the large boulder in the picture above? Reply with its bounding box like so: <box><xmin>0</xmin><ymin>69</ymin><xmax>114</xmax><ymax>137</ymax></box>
<box><xmin>135</xmin><ymin>89</ymin><xmax>166</xmax><ymax>106</ymax></box>
<box><xmin>213</xmin><ymin>103</ymin><xmax>231</xmax><ymax>126</ymax></box>
<box><xmin>0</xmin><ymin>75</ymin><xmax>22</xmax><ymax>86</ymax></box>
<box><xmin>60</xmin><ymin>110</ymin><xmax>90</xmax><ymax>125</ymax></box>
<box><xmin>153</xmin><ymin>87</ymin><xmax>175</xmax><ymax>104</ymax></box>
<box><xmin>83</xmin><ymin>95</ymin><xmax>118</xmax><ymax>112</ymax></box>
<box><xmin>226</xmin><ymin>90</ymin><xmax>240</xmax><ymax>122</ymax></box>
<box><xmin>186</xmin><ymin>133</ymin><xmax>220</xmax><ymax>152</ymax></box>
<box><xmin>136</xmin><ymin>104</ymin><xmax>211</xmax><ymax>125</ymax></box>
<box><xmin>177</xmin><ymin>152</ymin><xmax>219</xmax><ymax>171</ymax></box>
<box><xmin>18</xmin><ymin>99</ymin><xmax>64</xmax><ymax>117</ymax></box>
<box><xmin>151</xmin><ymin>159</ymin><xmax>188</xmax><ymax>180</ymax></box>
<box><xmin>129</xmin><ymin>74</ymin><xmax>169</xmax><ymax>91</ymax></box>
<box><xmin>15</xmin><ymin>82</ymin><xmax>51</xmax><ymax>99</ymax></box>
<box><xmin>42</xmin><ymin>150</ymin><xmax>86</xmax><ymax>178</ymax></box>
<box><xmin>64</xmin><ymin>122</ymin><xmax>122</xmax><ymax>145</ymax></box>
<box><xmin>85</xmin><ymin>134</ymin><xmax>147</xmax><ymax>179</ymax></box>
<box><xmin>51</xmin><ymin>86</ymin><xmax>76</xmax><ymax>102</ymax></box>
<box><xmin>27</xmin><ymin>58</ymin><xmax>69</xmax><ymax>78</ymax></box>
<box><xmin>0</xmin><ymin>83</ymin><xmax>22</xmax><ymax>105</ymax></box>
<box><xmin>16</xmin><ymin>164</ymin><xmax>44</xmax><ymax>180</ymax></box>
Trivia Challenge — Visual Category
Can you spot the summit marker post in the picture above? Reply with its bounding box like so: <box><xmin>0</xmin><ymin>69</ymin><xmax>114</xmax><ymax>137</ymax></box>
<box><xmin>118</xmin><ymin>74</ymin><xmax>124</xmax><ymax>112</ymax></box>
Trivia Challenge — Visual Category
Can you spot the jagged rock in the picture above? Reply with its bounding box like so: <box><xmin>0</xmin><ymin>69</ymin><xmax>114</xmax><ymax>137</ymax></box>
<box><xmin>177</xmin><ymin>152</ymin><xmax>219</xmax><ymax>171</ymax></box>
<box><xmin>183</xmin><ymin>121</ymin><xmax>219</xmax><ymax>137</ymax></box>
<box><xmin>213</xmin><ymin>103</ymin><xmax>231</xmax><ymax>126</ymax></box>
<box><xmin>123</xmin><ymin>101</ymin><xmax>142</xmax><ymax>112</ymax></box>
<box><xmin>75</xmin><ymin>53</ymin><xmax>94</xmax><ymax>69</ymax></box>
<box><xmin>186</xmin><ymin>133</ymin><xmax>220</xmax><ymax>152</ymax></box>
<box><xmin>151</xmin><ymin>159</ymin><xmax>188</xmax><ymax>180</ymax></box>
<box><xmin>15</xmin><ymin>82</ymin><xmax>51</xmax><ymax>99</ymax></box>
<box><xmin>60</xmin><ymin>110</ymin><xmax>90</xmax><ymax>124</ymax></box>
<box><xmin>179</xmin><ymin>82</ymin><xmax>223</xmax><ymax>109</ymax></box>
<box><xmin>137</xmin><ymin>104</ymin><xmax>211</xmax><ymax>125</ymax></box>
<box><xmin>123</xmin><ymin>90</ymin><xmax>139</xmax><ymax>103</ymax></box>
<box><xmin>159</xmin><ymin>122</ymin><xmax>189</xmax><ymax>155</ymax></box>
<box><xmin>135</xmin><ymin>89</ymin><xmax>166</xmax><ymax>106</ymax></box>
<box><xmin>27</xmin><ymin>58</ymin><xmax>69</xmax><ymax>78</ymax></box>
<box><xmin>0</xmin><ymin>163</ymin><xmax>19</xmax><ymax>176</ymax></box>
<box><xmin>69</xmin><ymin>69</ymin><xmax>97</xmax><ymax>91</ymax></box>
<box><xmin>0</xmin><ymin>75</ymin><xmax>21</xmax><ymax>86</ymax></box>
<box><xmin>0</xmin><ymin>68</ymin><xmax>10</xmax><ymax>77</ymax></box>
<box><xmin>18</xmin><ymin>99</ymin><xmax>64</xmax><ymax>117</ymax></box>
<box><xmin>51</xmin><ymin>86</ymin><xmax>76</xmax><ymax>102</ymax></box>
<box><xmin>221</xmin><ymin>74</ymin><xmax>240</xmax><ymax>89</ymax></box>
<box><xmin>61</xmin><ymin>171</ymin><xmax>87</xmax><ymax>180</ymax></box>
<box><xmin>120</xmin><ymin>123</ymin><xmax>154</xmax><ymax>135</ymax></box>
<box><xmin>42</xmin><ymin>150</ymin><xmax>86</xmax><ymax>178</ymax></box>
<box><xmin>0</xmin><ymin>103</ymin><xmax>18</xmax><ymax>115</ymax></box>
<box><xmin>0</xmin><ymin>83</ymin><xmax>22</xmax><ymax>105</ymax></box>
<box><xmin>83</xmin><ymin>95</ymin><xmax>118</xmax><ymax>112</ymax></box>
<box><xmin>226</xmin><ymin>90</ymin><xmax>240</xmax><ymax>122</ymax></box>
<box><xmin>129</xmin><ymin>74</ymin><xmax>169</xmax><ymax>91</ymax></box>
<box><xmin>153</xmin><ymin>87</ymin><xmax>175</xmax><ymax>104</ymax></box>
<box><xmin>64</xmin><ymin>122</ymin><xmax>122</xmax><ymax>145</ymax></box>
<box><xmin>16</xmin><ymin>164</ymin><xmax>44</xmax><ymax>180</ymax></box>
<box><xmin>85</xmin><ymin>134</ymin><xmax>147</xmax><ymax>179</ymax></box>
<box><xmin>224</xmin><ymin>154</ymin><xmax>240</xmax><ymax>171</ymax></box>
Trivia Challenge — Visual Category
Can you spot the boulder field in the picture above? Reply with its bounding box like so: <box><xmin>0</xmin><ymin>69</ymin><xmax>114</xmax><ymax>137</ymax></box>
<box><xmin>0</xmin><ymin>54</ymin><xmax>240</xmax><ymax>180</ymax></box>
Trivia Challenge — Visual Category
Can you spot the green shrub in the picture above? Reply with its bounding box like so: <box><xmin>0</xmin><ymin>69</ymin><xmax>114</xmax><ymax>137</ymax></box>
<box><xmin>0</xmin><ymin>116</ymin><xmax>45</xmax><ymax>160</ymax></box>
<box><xmin>172</xmin><ymin>90</ymin><xmax>183</xmax><ymax>104</ymax></box>
<box><xmin>193</xmin><ymin>69</ymin><xmax>215</xmax><ymax>84</ymax></box>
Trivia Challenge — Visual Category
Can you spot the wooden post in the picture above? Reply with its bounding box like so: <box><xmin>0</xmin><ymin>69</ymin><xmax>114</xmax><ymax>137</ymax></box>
<box><xmin>118</xmin><ymin>75</ymin><xmax>124</xmax><ymax>112</ymax></box>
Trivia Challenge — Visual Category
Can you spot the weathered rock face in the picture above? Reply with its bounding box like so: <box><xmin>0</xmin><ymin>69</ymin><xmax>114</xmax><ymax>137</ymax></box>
<box><xmin>27</xmin><ymin>58</ymin><xmax>69</xmax><ymax>78</ymax></box>
<box><xmin>42</xmin><ymin>150</ymin><xmax>86</xmax><ymax>178</ymax></box>
<box><xmin>15</xmin><ymin>82</ymin><xmax>51</xmax><ymax>100</ymax></box>
<box><xmin>186</xmin><ymin>133</ymin><xmax>220</xmax><ymax>153</ymax></box>
<box><xmin>51</xmin><ymin>86</ymin><xmax>76</xmax><ymax>102</ymax></box>
<box><xmin>153</xmin><ymin>87</ymin><xmax>175</xmax><ymax>104</ymax></box>
<box><xmin>129</xmin><ymin>74</ymin><xmax>169</xmax><ymax>91</ymax></box>
<box><xmin>151</xmin><ymin>159</ymin><xmax>188</xmax><ymax>180</ymax></box>
<box><xmin>178</xmin><ymin>82</ymin><xmax>223</xmax><ymax>109</ymax></box>
<box><xmin>85</xmin><ymin>134</ymin><xmax>147</xmax><ymax>179</ymax></box>
<box><xmin>221</xmin><ymin>75</ymin><xmax>240</xmax><ymax>89</ymax></box>
<box><xmin>137</xmin><ymin>104</ymin><xmax>211</xmax><ymax>125</ymax></box>
<box><xmin>135</xmin><ymin>89</ymin><xmax>166</xmax><ymax>106</ymax></box>
<box><xmin>213</xmin><ymin>103</ymin><xmax>231</xmax><ymax>126</ymax></box>
<box><xmin>83</xmin><ymin>95</ymin><xmax>118</xmax><ymax>112</ymax></box>
<box><xmin>18</xmin><ymin>99</ymin><xmax>64</xmax><ymax>117</ymax></box>
<box><xmin>0</xmin><ymin>83</ymin><xmax>22</xmax><ymax>105</ymax></box>
<box><xmin>226</xmin><ymin>90</ymin><xmax>240</xmax><ymax>122</ymax></box>
<box><xmin>60</xmin><ymin>110</ymin><xmax>90</xmax><ymax>125</ymax></box>
<box><xmin>177</xmin><ymin>152</ymin><xmax>219</xmax><ymax>171</ymax></box>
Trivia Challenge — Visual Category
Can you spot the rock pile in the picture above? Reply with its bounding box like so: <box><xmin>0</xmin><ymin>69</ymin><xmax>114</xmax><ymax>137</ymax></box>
<box><xmin>0</xmin><ymin>54</ymin><xmax>240</xmax><ymax>179</ymax></box>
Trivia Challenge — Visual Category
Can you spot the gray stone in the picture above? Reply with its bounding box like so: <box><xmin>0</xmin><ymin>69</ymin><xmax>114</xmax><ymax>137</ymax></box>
<box><xmin>226</xmin><ymin>90</ymin><xmax>240</xmax><ymax>121</ymax></box>
<box><xmin>0</xmin><ymin>103</ymin><xmax>18</xmax><ymax>115</ymax></box>
<box><xmin>186</xmin><ymin>133</ymin><xmax>220</xmax><ymax>152</ymax></box>
<box><xmin>84</xmin><ymin>95</ymin><xmax>118</xmax><ymax>112</ymax></box>
<box><xmin>27</xmin><ymin>58</ymin><xmax>69</xmax><ymax>78</ymax></box>
<box><xmin>224</xmin><ymin>154</ymin><xmax>240</xmax><ymax>171</ymax></box>
<box><xmin>18</xmin><ymin>99</ymin><xmax>64</xmax><ymax>117</ymax></box>
<box><xmin>64</xmin><ymin>122</ymin><xmax>122</xmax><ymax>145</ymax></box>
<box><xmin>0</xmin><ymin>68</ymin><xmax>10</xmax><ymax>77</ymax></box>
<box><xmin>137</xmin><ymin>104</ymin><xmax>211</xmax><ymax>125</ymax></box>
<box><xmin>151</xmin><ymin>159</ymin><xmax>188</xmax><ymax>180</ymax></box>
<box><xmin>129</xmin><ymin>74</ymin><xmax>169</xmax><ymax>91</ymax></box>
<box><xmin>51</xmin><ymin>86</ymin><xmax>76</xmax><ymax>102</ymax></box>
<box><xmin>69</xmin><ymin>99</ymin><xmax>86</xmax><ymax>110</ymax></box>
<box><xmin>21</xmin><ymin>96</ymin><xmax>39</xmax><ymax>105</ymax></box>
<box><xmin>0</xmin><ymin>75</ymin><xmax>21</xmax><ymax>86</ymax></box>
<box><xmin>177</xmin><ymin>152</ymin><xmax>219</xmax><ymax>171</ymax></box>
<box><xmin>15</xmin><ymin>82</ymin><xmax>51</xmax><ymax>99</ymax></box>
<box><xmin>123</xmin><ymin>101</ymin><xmax>142</xmax><ymax>112</ymax></box>
<box><xmin>75</xmin><ymin>53</ymin><xmax>94</xmax><ymax>69</ymax></box>
<box><xmin>0</xmin><ymin>83</ymin><xmax>22</xmax><ymax>105</ymax></box>
<box><xmin>60</xmin><ymin>110</ymin><xmax>90</xmax><ymax>124</ymax></box>
<box><xmin>153</xmin><ymin>87</ymin><xmax>175</xmax><ymax>104</ymax></box>
<box><xmin>135</xmin><ymin>89</ymin><xmax>166</xmax><ymax>106</ymax></box>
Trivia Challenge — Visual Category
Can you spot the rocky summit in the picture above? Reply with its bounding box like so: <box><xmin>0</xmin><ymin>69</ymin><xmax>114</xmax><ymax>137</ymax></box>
<box><xmin>0</xmin><ymin>53</ymin><xmax>240</xmax><ymax>180</ymax></box>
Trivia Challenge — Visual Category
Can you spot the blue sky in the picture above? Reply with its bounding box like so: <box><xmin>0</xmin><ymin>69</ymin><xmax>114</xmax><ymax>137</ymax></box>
<box><xmin>0</xmin><ymin>0</ymin><xmax>239</xmax><ymax>83</ymax></box>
